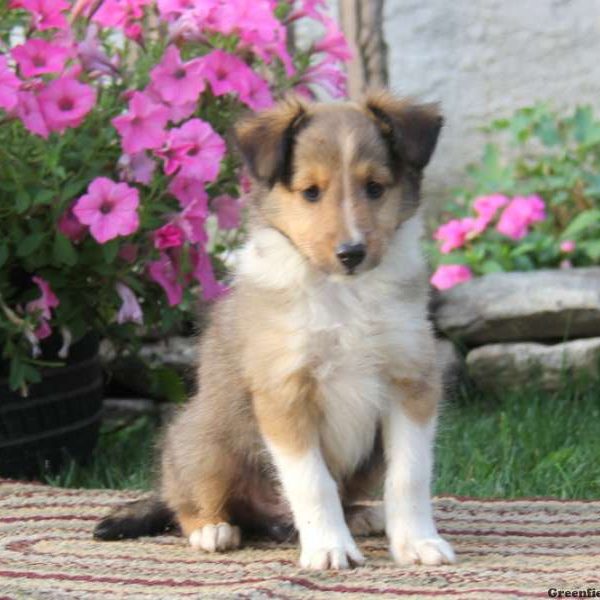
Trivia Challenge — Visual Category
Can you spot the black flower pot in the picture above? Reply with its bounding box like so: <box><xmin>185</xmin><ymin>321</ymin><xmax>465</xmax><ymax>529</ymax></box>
<box><xmin>0</xmin><ymin>334</ymin><xmax>103</xmax><ymax>479</ymax></box>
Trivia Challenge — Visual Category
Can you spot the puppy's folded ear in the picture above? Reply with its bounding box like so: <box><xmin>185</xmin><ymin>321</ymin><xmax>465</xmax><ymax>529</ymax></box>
<box><xmin>233</xmin><ymin>96</ymin><xmax>309</xmax><ymax>188</ymax></box>
<box><xmin>364</xmin><ymin>90</ymin><xmax>443</xmax><ymax>171</ymax></box>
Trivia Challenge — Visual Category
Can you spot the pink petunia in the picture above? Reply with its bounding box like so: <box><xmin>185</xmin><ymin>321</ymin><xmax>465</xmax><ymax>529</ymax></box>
<box><xmin>12</xmin><ymin>39</ymin><xmax>71</xmax><ymax>78</ymax></box>
<box><xmin>148</xmin><ymin>252</ymin><xmax>183</xmax><ymax>306</ymax></box>
<box><xmin>115</xmin><ymin>282</ymin><xmax>143</xmax><ymax>324</ymax></box>
<box><xmin>237</xmin><ymin>72</ymin><xmax>274</xmax><ymax>111</ymax></box>
<box><xmin>154</xmin><ymin>137</ymin><xmax>196</xmax><ymax>176</ymax></box>
<box><xmin>38</xmin><ymin>77</ymin><xmax>96</xmax><ymax>133</ymax></box>
<box><xmin>118</xmin><ymin>151</ymin><xmax>156</xmax><ymax>185</ymax></box>
<box><xmin>167</xmin><ymin>118</ymin><xmax>226</xmax><ymax>182</ymax></box>
<box><xmin>175</xmin><ymin>197</ymin><xmax>209</xmax><ymax>244</ymax></box>
<box><xmin>313</xmin><ymin>16</ymin><xmax>353</xmax><ymax>62</ymax></box>
<box><xmin>199</xmin><ymin>50</ymin><xmax>251</xmax><ymax>97</ymax></box>
<box><xmin>15</xmin><ymin>90</ymin><xmax>49</xmax><ymax>138</ymax></box>
<box><xmin>157</xmin><ymin>0</ymin><xmax>198</xmax><ymax>21</ymax></box>
<box><xmin>433</xmin><ymin>218</ymin><xmax>476</xmax><ymax>254</ymax></box>
<box><xmin>212</xmin><ymin>195</ymin><xmax>241</xmax><ymax>230</ymax></box>
<box><xmin>112</xmin><ymin>92</ymin><xmax>170</xmax><ymax>154</ymax></box>
<box><xmin>473</xmin><ymin>194</ymin><xmax>509</xmax><ymax>223</ymax></box>
<box><xmin>149</xmin><ymin>45</ymin><xmax>205</xmax><ymax>105</ymax></box>
<box><xmin>560</xmin><ymin>240</ymin><xmax>576</xmax><ymax>254</ymax></box>
<box><xmin>168</xmin><ymin>175</ymin><xmax>208</xmax><ymax>207</ymax></box>
<box><xmin>0</xmin><ymin>56</ymin><xmax>21</xmax><ymax>112</ymax></box>
<box><xmin>430</xmin><ymin>264</ymin><xmax>473</xmax><ymax>291</ymax></box>
<box><xmin>78</xmin><ymin>25</ymin><xmax>120</xmax><ymax>77</ymax></box>
<box><xmin>11</xmin><ymin>0</ymin><xmax>70</xmax><ymax>30</ymax></box>
<box><xmin>154</xmin><ymin>223</ymin><xmax>185</xmax><ymax>250</ymax></box>
<box><xmin>93</xmin><ymin>0</ymin><xmax>152</xmax><ymax>41</ymax></box>
<box><xmin>57</xmin><ymin>202</ymin><xmax>88</xmax><ymax>242</ymax></box>
<box><xmin>191</xmin><ymin>248</ymin><xmax>227</xmax><ymax>301</ymax></box>
<box><xmin>73</xmin><ymin>177</ymin><xmax>140</xmax><ymax>244</ymax></box>
<box><xmin>287</xmin><ymin>0</ymin><xmax>327</xmax><ymax>22</ymax></box>
<box><xmin>496</xmin><ymin>195</ymin><xmax>546</xmax><ymax>240</ymax></box>
<box><xmin>300</xmin><ymin>59</ymin><xmax>347</xmax><ymax>98</ymax></box>
<box><xmin>26</xmin><ymin>276</ymin><xmax>60</xmax><ymax>339</ymax></box>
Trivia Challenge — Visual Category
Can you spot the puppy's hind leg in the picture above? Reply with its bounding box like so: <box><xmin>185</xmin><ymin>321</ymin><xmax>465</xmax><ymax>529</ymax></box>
<box><xmin>163</xmin><ymin>453</ymin><xmax>242</xmax><ymax>553</ymax></box>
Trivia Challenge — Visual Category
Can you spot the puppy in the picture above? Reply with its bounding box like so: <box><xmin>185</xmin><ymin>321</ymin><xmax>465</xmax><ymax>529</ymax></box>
<box><xmin>94</xmin><ymin>90</ymin><xmax>455</xmax><ymax>570</ymax></box>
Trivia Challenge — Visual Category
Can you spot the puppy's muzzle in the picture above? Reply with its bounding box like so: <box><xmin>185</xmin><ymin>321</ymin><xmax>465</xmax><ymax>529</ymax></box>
<box><xmin>336</xmin><ymin>242</ymin><xmax>366</xmax><ymax>273</ymax></box>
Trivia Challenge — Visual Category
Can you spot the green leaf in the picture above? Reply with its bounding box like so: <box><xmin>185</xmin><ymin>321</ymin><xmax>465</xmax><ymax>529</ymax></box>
<box><xmin>481</xmin><ymin>260</ymin><xmax>504</xmax><ymax>274</ymax></box>
<box><xmin>53</xmin><ymin>233</ymin><xmax>78</xmax><ymax>266</ymax></box>
<box><xmin>580</xmin><ymin>240</ymin><xmax>600</xmax><ymax>261</ymax></box>
<box><xmin>60</xmin><ymin>179</ymin><xmax>87</xmax><ymax>202</ymax></box>
<box><xmin>102</xmin><ymin>240</ymin><xmax>119</xmax><ymax>263</ymax></box>
<box><xmin>561</xmin><ymin>210</ymin><xmax>600</xmax><ymax>240</ymax></box>
<box><xmin>151</xmin><ymin>367</ymin><xmax>187</xmax><ymax>403</ymax></box>
<box><xmin>15</xmin><ymin>189</ymin><xmax>31</xmax><ymax>214</ymax></box>
<box><xmin>9</xmin><ymin>357</ymin><xmax>25</xmax><ymax>392</ymax></box>
<box><xmin>17</xmin><ymin>232</ymin><xmax>46</xmax><ymax>257</ymax></box>
<box><xmin>34</xmin><ymin>189</ymin><xmax>55</xmax><ymax>206</ymax></box>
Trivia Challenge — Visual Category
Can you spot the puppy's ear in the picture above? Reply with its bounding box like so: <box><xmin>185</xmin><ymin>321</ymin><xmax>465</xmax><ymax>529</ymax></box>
<box><xmin>233</xmin><ymin>96</ymin><xmax>309</xmax><ymax>188</ymax></box>
<box><xmin>364</xmin><ymin>90</ymin><xmax>443</xmax><ymax>171</ymax></box>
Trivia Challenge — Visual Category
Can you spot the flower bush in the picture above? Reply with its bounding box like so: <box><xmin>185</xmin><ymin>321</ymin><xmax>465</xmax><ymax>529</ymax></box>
<box><xmin>430</xmin><ymin>104</ymin><xmax>600</xmax><ymax>290</ymax></box>
<box><xmin>0</xmin><ymin>0</ymin><xmax>351</xmax><ymax>393</ymax></box>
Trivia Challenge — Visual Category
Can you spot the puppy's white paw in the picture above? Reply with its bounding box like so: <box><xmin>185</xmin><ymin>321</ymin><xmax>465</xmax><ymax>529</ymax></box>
<box><xmin>189</xmin><ymin>523</ymin><xmax>241</xmax><ymax>553</ymax></box>
<box><xmin>300</xmin><ymin>534</ymin><xmax>364</xmax><ymax>570</ymax></box>
<box><xmin>391</xmin><ymin>535</ymin><xmax>455</xmax><ymax>566</ymax></box>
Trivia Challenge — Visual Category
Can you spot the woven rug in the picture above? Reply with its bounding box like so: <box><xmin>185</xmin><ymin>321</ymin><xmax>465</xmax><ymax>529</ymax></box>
<box><xmin>0</xmin><ymin>480</ymin><xmax>598</xmax><ymax>599</ymax></box>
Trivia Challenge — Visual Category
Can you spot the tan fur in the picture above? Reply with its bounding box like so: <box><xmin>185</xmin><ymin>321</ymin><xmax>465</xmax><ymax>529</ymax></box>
<box><xmin>101</xmin><ymin>92</ymin><xmax>447</xmax><ymax>562</ymax></box>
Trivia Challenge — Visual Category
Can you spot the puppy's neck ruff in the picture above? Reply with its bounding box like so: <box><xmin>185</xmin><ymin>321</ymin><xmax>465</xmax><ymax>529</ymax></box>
<box><xmin>236</xmin><ymin>211</ymin><xmax>428</xmax><ymax>296</ymax></box>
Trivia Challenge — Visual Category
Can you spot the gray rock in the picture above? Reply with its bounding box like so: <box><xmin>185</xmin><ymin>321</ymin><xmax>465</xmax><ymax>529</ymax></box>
<box><xmin>466</xmin><ymin>337</ymin><xmax>600</xmax><ymax>392</ymax></box>
<box><xmin>435</xmin><ymin>268</ymin><xmax>600</xmax><ymax>345</ymax></box>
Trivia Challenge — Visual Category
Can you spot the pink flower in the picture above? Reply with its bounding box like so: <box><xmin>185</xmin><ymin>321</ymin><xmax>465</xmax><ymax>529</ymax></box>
<box><xmin>168</xmin><ymin>175</ymin><xmax>207</xmax><ymax>207</ymax></box>
<box><xmin>496</xmin><ymin>195</ymin><xmax>546</xmax><ymax>240</ymax></box>
<box><xmin>115</xmin><ymin>282</ymin><xmax>143</xmax><ymax>325</ymax></box>
<box><xmin>11</xmin><ymin>0</ymin><xmax>70</xmax><ymax>30</ymax></box>
<box><xmin>148</xmin><ymin>252</ymin><xmax>183</xmax><ymax>306</ymax></box>
<box><xmin>38</xmin><ymin>77</ymin><xmax>96</xmax><ymax>133</ymax></box>
<box><xmin>434</xmin><ymin>218</ymin><xmax>473</xmax><ymax>254</ymax></box>
<box><xmin>212</xmin><ymin>195</ymin><xmax>241</xmax><ymax>230</ymax></box>
<box><xmin>560</xmin><ymin>259</ymin><xmax>573</xmax><ymax>270</ymax></box>
<box><xmin>0</xmin><ymin>56</ymin><xmax>21</xmax><ymax>112</ymax></box>
<box><xmin>199</xmin><ymin>50</ymin><xmax>251</xmax><ymax>97</ymax></box>
<box><xmin>119</xmin><ymin>243</ymin><xmax>138</xmax><ymax>263</ymax></box>
<box><xmin>93</xmin><ymin>0</ymin><xmax>152</xmax><ymax>40</ymax></box>
<box><xmin>300</xmin><ymin>59</ymin><xmax>347</xmax><ymax>98</ymax></box>
<box><xmin>430</xmin><ymin>265</ymin><xmax>473</xmax><ymax>291</ymax></box>
<box><xmin>58</xmin><ymin>202</ymin><xmax>88</xmax><ymax>242</ymax></box>
<box><xmin>154</xmin><ymin>223</ymin><xmax>185</xmax><ymax>250</ymax></box>
<box><xmin>12</xmin><ymin>39</ymin><xmax>71</xmax><ymax>78</ymax></box>
<box><xmin>157</xmin><ymin>0</ymin><xmax>197</xmax><ymax>21</ymax></box>
<box><xmin>112</xmin><ymin>92</ymin><xmax>170</xmax><ymax>154</ymax></box>
<box><xmin>15</xmin><ymin>90</ymin><xmax>49</xmax><ymax>138</ymax></box>
<box><xmin>149</xmin><ymin>45</ymin><xmax>205</xmax><ymax>105</ymax></box>
<box><xmin>118</xmin><ymin>151</ymin><xmax>156</xmax><ymax>185</ymax></box>
<box><xmin>26</xmin><ymin>276</ymin><xmax>60</xmax><ymax>339</ymax></box>
<box><xmin>560</xmin><ymin>240</ymin><xmax>576</xmax><ymax>254</ymax></box>
<box><xmin>155</xmin><ymin>136</ymin><xmax>196</xmax><ymax>176</ymax></box>
<box><xmin>167</xmin><ymin>118</ymin><xmax>226</xmax><ymax>181</ymax></box>
<box><xmin>191</xmin><ymin>248</ymin><xmax>227</xmax><ymax>301</ymax></box>
<box><xmin>78</xmin><ymin>25</ymin><xmax>120</xmax><ymax>77</ymax></box>
<box><xmin>175</xmin><ymin>197</ymin><xmax>209</xmax><ymax>244</ymax></box>
<box><xmin>237</xmin><ymin>72</ymin><xmax>274</xmax><ymax>111</ymax></box>
<box><xmin>313</xmin><ymin>16</ymin><xmax>353</xmax><ymax>62</ymax></box>
<box><xmin>287</xmin><ymin>0</ymin><xmax>327</xmax><ymax>22</ymax></box>
<box><xmin>73</xmin><ymin>177</ymin><xmax>140</xmax><ymax>244</ymax></box>
<box><xmin>473</xmin><ymin>194</ymin><xmax>508</xmax><ymax>225</ymax></box>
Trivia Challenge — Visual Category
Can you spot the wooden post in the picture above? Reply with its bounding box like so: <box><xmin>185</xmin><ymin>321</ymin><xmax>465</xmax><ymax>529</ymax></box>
<box><xmin>339</xmin><ymin>0</ymin><xmax>388</xmax><ymax>99</ymax></box>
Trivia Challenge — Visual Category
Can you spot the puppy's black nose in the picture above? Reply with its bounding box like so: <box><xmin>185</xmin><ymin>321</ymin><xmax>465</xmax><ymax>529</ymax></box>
<box><xmin>336</xmin><ymin>242</ymin><xmax>366</xmax><ymax>271</ymax></box>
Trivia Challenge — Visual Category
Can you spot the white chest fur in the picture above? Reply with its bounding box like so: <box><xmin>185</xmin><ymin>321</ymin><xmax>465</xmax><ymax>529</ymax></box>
<box><xmin>237</xmin><ymin>214</ymin><xmax>433</xmax><ymax>479</ymax></box>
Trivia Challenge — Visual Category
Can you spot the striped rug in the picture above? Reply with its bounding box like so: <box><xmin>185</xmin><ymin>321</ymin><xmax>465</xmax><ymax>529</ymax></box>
<box><xmin>0</xmin><ymin>480</ymin><xmax>598</xmax><ymax>599</ymax></box>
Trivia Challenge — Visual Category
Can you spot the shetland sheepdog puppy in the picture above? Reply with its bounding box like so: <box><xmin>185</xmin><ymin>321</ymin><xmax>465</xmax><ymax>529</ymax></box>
<box><xmin>94</xmin><ymin>90</ymin><xmax>456</xmax><ymax>570</ymax></box>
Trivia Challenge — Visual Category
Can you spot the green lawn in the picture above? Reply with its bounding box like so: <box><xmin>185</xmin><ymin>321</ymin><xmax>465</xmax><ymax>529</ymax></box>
<box><xmin>45</xmin><ymin>382</ymin><xmax>600</xmax><ymax>499</ymax></box>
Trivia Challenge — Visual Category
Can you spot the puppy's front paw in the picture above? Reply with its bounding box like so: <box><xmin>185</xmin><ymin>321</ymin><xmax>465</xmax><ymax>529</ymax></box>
<box><xmin>189</xmin><ymin>522</ymin><xmax>241</xmax><ymax>552</ymax></box>
<box><xmin>300</xmin><ymin>532</ymin><xmax>364</xmax><ymax>570</ymax></box>
<box><xmin>391</xmin><ymin>534</ymin><xmax>455</xmax><ymax>566</ymax></box>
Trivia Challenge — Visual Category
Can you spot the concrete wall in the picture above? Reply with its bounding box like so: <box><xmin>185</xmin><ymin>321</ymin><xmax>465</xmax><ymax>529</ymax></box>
<box><xmin>381</xmin><ymin>0</ymin><xmax>600</xmax><ymax>203</ymax></box>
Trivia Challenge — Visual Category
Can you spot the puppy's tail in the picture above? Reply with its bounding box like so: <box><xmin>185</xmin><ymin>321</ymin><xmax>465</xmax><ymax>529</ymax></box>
<box><xmin>93</xmin><ymin>496</ymin><xmax>176</xmax><ymax>541</ymax></box>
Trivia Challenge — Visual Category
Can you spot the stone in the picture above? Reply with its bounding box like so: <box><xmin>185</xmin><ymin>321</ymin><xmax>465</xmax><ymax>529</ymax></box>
<box><xmin>466</xmin><ymin>337</ymin><xmax>600</xmax><ymax>392</ymax></box>
<box><xmin>434</xmin><ymin>268</ymin><xmax>600</xmax><ymax>346</ymax></box>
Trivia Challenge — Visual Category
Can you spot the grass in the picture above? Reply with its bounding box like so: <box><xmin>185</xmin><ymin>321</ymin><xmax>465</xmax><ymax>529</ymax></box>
<box><xmin>45</xmin><ymin>382</ymin><xmax>600</xmax><ymax>499</ymax></box>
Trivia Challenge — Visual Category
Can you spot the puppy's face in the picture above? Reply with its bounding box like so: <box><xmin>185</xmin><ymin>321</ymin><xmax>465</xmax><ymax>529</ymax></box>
<box><xmin>235</xmin><ymin>91</ymin><xmax>442</xmax><ymax>277</ymax></box>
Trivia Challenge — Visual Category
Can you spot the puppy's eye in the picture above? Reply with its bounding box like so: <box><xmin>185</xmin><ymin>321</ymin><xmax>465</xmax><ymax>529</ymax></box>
<box><xmin>302</xmin><ymin>185</ymin><xmax>321</xmax><ymax>202</ymax></box>
<box><xmin>365</xmin><ymin>180</ymin><xmax>385</xmax><ymax>200</ymax></box>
